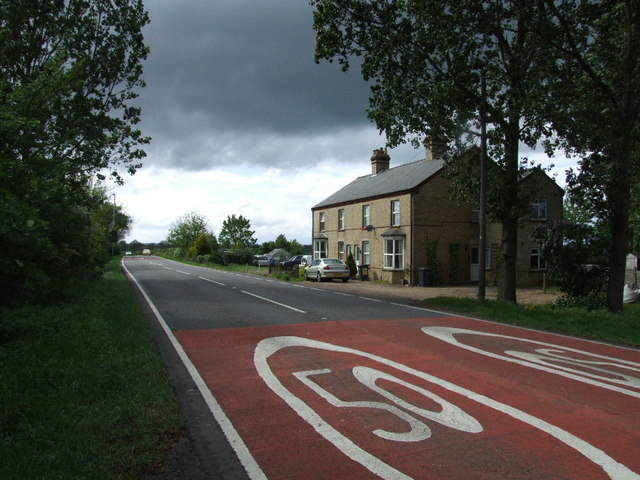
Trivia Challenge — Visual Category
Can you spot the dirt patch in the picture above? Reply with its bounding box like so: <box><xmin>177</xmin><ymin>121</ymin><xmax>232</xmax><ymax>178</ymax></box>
<box><xmin>313</xmin><ymin>280</ymin><xmax>560</xmax><ymax>305</ymax></box>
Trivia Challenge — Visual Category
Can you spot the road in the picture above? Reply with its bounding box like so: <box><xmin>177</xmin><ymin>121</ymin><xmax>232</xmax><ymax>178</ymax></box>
<box><xmin>123</xmin><ymin>256</ymin><xmax>640</xmax><ymax>480</ymax></box>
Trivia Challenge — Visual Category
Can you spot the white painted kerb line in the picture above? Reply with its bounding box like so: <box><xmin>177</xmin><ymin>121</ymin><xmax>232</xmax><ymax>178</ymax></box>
<box><xmin>121</xmin><ymin>259</ymin><xmax>267</xmax><ymax>480</ymax></box>
<box><xmin>241</xmin><ymin>290</ymin><xmax>306</xmax><ymax>314</ymax></box>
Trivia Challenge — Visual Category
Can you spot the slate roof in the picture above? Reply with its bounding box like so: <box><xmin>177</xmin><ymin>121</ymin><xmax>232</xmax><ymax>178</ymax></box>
<box><xmin>313</xmin><ymin>158</ymin><xmax>445</xmax><ymax>209</ymax></box>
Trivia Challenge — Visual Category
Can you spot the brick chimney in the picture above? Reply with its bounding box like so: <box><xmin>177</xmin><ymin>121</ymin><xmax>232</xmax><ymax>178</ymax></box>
<box><xmin>371</xmin><ymin>147</ymin><xmax>390</xmax><ymax>174</ymax></box>
<box><xmin>425</xmin><ymin>136</ymin><xmax>446</xmax><ymax>161</ymax></box>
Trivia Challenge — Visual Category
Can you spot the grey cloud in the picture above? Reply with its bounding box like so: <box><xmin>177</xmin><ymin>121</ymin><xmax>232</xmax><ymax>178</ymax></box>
<box><xmin>138</xmin><ymin>0</ymin><xmax>375</xmax><ymax>171</ymax></box>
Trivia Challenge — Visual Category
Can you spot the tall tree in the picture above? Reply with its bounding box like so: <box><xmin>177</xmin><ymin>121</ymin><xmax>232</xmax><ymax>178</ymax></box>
<box><xmin>166</xmin><ymin>212</ymin><xmax>214</xmax><ymax>254</ymax></box>
<box><xmin>218</xmin><ymin>214</ymin><xmax>257</xmax><ymax>250</ymax></box>
<box><xmin>312</xmin><ymin>0</ymin><xmax>551</xmax><ymax>302</ymax></box>
<box><xmin>539</xmin><ymin>0</ymin><xmax>640</xmax><ymax>312</ymax></box>
<box><xmin>0</xmin><ymin>0</ymin><xmax>149</xmax><ymax>304</ymax></box>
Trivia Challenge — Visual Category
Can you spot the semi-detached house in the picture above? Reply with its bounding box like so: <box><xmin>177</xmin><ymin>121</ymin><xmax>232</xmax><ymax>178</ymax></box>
<box><xmin>311</xmin><ymin>147</ymin><xmax>563</xmax><ymax>286</ymax></box>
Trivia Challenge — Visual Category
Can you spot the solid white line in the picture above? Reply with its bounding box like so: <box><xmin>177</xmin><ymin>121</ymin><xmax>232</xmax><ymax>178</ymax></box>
<box><xmin>121</xmin><ymin>260</ymin><xmax>267</xmax><ymax>480</ymax></box>
<box><xmin>241</xmin><ymin>290</ymin><xmax>306</xmax><ymax>313</ymax></box>
<box><xmin>198</xmin><ymin>276</ymin><xmax>225</xmax><ymax>286</ymax></box>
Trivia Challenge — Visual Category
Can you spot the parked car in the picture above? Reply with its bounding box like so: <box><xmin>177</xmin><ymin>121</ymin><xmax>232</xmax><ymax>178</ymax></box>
<box><xmin>281</xmin><ymin>255</ymin><xmax>307</xmax><ymax>270</ymax></box>
<box><xmin>304</xmin><ymin>258</ymin><xmax>350</xmax><ymax>282</ymax></box>
<box><xmin>253</xmin><ymin>255</ymin><xmax>269</xmax><ymax>266</ymax></box>
<box><xmin>142</xmin><ymin>249</ymin><xmax>151</xmax><ymax>255</ymax></box>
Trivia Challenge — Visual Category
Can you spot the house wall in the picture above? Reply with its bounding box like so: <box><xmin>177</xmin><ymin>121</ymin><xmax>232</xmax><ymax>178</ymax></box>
<box><xmin>312</xmin><ymin>167</ymin><xmax>563</xmax><ymax>287</ymax></box>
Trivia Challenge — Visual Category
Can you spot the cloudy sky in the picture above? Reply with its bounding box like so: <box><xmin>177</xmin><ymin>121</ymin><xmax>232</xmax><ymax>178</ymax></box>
<box><xmin>110</xmin><ymin>0</ymin><xmax>572</xmax><ymax>245</ymax></box>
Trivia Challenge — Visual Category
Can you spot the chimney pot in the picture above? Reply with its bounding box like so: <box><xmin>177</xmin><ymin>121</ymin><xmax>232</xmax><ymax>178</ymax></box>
<box><xmin>371</xmin><ymin>147</ymin><xmax>390</xmax><ymax>174</ymax></box>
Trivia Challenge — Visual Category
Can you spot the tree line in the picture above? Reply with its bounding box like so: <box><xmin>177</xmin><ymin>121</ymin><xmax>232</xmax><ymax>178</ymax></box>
<box><xmin>1</xmin><ymin>0</ymin><xmax>148</xmax><ymax>306</ymax></box>
<box><xmin>162</xmin><ymin>211</ymin><xmax>307</xmax><ymax>264</ymax></box>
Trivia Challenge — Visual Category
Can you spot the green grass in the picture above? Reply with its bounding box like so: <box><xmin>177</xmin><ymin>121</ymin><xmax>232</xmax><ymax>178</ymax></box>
<box><xmin>423</xmin><ymin>297</ymin><xmax>640</xmax><ymax>347</ymax></box>
<box><xmin>0</xmin><ymin>260</ymin><xmax>184</xmax><ymax>480</ymax></box>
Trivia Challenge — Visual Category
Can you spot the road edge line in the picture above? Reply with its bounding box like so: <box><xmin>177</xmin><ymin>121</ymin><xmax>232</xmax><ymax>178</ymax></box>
<box><xmin>122</xmin><ymin>259</ymin><xmax>267</xmax><ymax>480</ymax></box>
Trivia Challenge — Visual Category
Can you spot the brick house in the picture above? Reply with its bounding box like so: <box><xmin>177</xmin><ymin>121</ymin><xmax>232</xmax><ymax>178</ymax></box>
<box><xmin>311</xmin><ymin>147</ymin><xmax>564</xmax><ymax>286</ymax></box>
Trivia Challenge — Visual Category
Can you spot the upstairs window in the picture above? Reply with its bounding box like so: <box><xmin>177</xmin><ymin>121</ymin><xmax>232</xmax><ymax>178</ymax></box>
<box><xmin>319</xmin><ymin>212</ymin><xmax>326</xmax><ymax>231</ymax></box>
<box><xmin>362</xmin><ymin>204</ymin><xmax>371</xmax><ymax>227</ymax></box>
<box><xmin>531</xmin><ymin>200</ymin><xmax>547</xmax><ymax>220</ymax></box>
<box><xmin>391</xmin><ymin>200</ymin><xmax>400</xmax><ymax>226</ymax></box>
<box><xmin>338</xmin><ymin>209</ymin><xmax>345</xmax><ymax>230</ymax></box>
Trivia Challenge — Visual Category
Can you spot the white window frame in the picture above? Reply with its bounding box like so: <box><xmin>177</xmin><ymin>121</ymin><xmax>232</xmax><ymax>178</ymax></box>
<box><xmin>531</xmin><ymin>200</ymin><xmax>547</xmax><ymax>220</ymax></box>
<box><xmin>362</xmin><ymin>204</ymin><xmax>371</xmax><ymax>227</ymax></box>
<box><xmin>319</xmin><ymin>212</ymin><xmax>326</xmax><ymax>231</ymax></box>
<box><xmin>362</xmin><ymin>241</ymin><xmax>370</xmax><ymax>265</ymax></box>
<box><xmin>338</xmin><ymin>209</ymin><xmax>345</xmax><ymax>230</ymax></box>
<box><xmin>314</xmin><ymin>239</ymin><xmax>327</xmax><ymax>259</ymax></box>
<box><xmin>530</xmin><ymin>247</ymin><xmax>546</xmax><ymax>270</ymax></box>
<box><xmin>391</xmin><ymin>200</ymin><xmax>400</xmax><ymax>226</ymax></box>
<box><xmin>383</xmin><ymin>237</ymin><xmax>404</xmax><ymax>270</ymax></box>
<box><xmin>337</xmin><ymin>241</ymin><xmax>344</xmax><ymax>261</ymax></box>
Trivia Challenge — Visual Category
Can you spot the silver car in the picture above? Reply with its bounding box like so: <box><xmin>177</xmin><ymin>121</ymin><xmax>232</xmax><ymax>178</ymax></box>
<box><xmin>304</xmin><ymin>258</ymin><xmax>350</xmax><ymax>282</ymax></box>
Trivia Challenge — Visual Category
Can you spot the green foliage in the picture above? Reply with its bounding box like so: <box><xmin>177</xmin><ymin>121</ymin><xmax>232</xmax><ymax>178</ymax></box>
<box><xmin>0</xmin><ymin>0</ymin><xmax>149</xmax><ymax>305</ymax></box>
<box><xmin>260</xmin><ymin>234</ymin><xmax>304</xmax><ymax>255</ymax></box>
<box><xmin>166</xmin><ymin>212</ymin><xmax>215</xmax><ymax>255</ymax></box>
<box><xmin>0</xmin><ymin>260</ymin><xmax>183</xmax><ymax>479</ymax></box>
<box><xmin>218</xmin><ymin>214</ymin><xmax>257</xmax><ymax>250</ymax></box>
<box><xmin>345</xmin><ymin>252</ymin><xmax>357</xmax><ymax>277</ymax></box>
<box><xmin>531</xmin><ymin>221</ymin><xmax>608</xmax><ymax>309</ymax></box>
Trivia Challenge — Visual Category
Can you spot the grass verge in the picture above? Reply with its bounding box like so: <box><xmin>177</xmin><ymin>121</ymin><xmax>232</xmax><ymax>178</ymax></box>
<box><xmin>0</xmin><ymin>259</ymin><xmax>184</xmax><ymax>480</ymax></box>
<box><xmin>423</xmin><ymin>297</ymin><xmax>640</xmax><ymax>347</ymax></box>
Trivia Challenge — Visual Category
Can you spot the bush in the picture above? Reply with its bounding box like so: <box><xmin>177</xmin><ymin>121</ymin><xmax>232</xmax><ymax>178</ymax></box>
<box><xmin>346</xmin><ymin>253</ymin><xmax>357</xmax><ymax>277</ymax></box>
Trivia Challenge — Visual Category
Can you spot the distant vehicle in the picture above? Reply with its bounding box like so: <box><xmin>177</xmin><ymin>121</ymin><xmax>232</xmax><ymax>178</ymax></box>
<box><xmin>253</xmin><ymin>255</ymin><xmax>269</xmax><ymax>266</ymax></box>
<box><xmin>300</xmin><ymin>255</ymin><xmax>313</xmax><ymax>267</ymax></box>
<box><xmin>304</xmin><ymin>258</ymin><xmax>350</xmax><ymax>282</ymax></box>
<box><xmin>281</xmin><ymin>255</ymin><xmax>307</xmax><ymax>270</ymax></box>
<box><xmin>142</xmin><ymin>249</ymin><xmax>151</xmax><ymax>255</ymax></box>
<box><xmin>125</xmin><ymin>251</ymin><xmax>133</xmax><ymax>255</ymax></box>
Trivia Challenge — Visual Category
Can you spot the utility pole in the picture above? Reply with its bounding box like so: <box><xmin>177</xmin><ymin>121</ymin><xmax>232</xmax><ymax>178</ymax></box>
<box><xmin>478</xmin><ymin>70</ymin><xmax>487</xmax><ymax>301</ymax></box>
<box><xmin>110</xmin><ymin>193</ymin><xmax>116</xmax><ymax>256</ymax></box>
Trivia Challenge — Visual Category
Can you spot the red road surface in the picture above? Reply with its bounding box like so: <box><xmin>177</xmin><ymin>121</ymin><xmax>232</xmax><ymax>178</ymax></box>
<box><xmin>175</xmin><ymin>316</ymin><xmax>640</xmax><ymax>480</ymax></box>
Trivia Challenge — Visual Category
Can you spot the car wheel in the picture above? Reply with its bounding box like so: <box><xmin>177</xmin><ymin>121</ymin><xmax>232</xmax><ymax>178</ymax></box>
<box><xmin>316</xmin><ymin>272</ymin><xmax>323</xmax><ymax>283</ymax></box>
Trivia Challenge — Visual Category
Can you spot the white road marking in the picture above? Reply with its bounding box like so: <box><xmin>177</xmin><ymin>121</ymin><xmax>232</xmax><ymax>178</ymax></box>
<box><xmin>422</xmin><ymin>326</ymin><xmax>640</xmax><ymax>398</ymax></box>
<box><xmin>176</xmin><ymin>270</ymin><xmax>192</xmax><ymax>276</ymax></box>
<box><xmin>198</xmin><ymin>276</ymin><xmax>225</xmax><ymax>286</ymax></box>
<box><xmin>121</xmin><ymin>260</ymin><xmax>267</xmax><ymax>480</ymax></box>
<box><xmin>241</xmin><ymin>290</ymin><xmax>306</xmax><ymax>314</ymax></box>
<box><xmin>255</xmin><ymin>336</ymin><xmax>639</xmax><ymax>480</ymax></box>
<box><xmin>359</xmin><ymin>297</ymin><xmax>383</xmax><ymax>303</ymax></box>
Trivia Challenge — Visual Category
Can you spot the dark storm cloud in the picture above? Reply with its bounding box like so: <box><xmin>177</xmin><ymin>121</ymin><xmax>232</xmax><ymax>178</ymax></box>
<box><xmin>138</xmin><ymin>0</ymin><xmax>377</xmax><ymax>170</ymax></box>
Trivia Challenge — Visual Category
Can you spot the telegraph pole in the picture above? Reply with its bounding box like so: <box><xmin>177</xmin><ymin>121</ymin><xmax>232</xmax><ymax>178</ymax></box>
<box><xmin>478</xmin><ymin>71</ymin><xmax>487</xmax><ymax>301</ymax></box>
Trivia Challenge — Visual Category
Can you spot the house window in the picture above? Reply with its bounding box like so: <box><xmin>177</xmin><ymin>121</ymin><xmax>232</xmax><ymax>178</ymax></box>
<box><xmin>346</xmin><ymin>244</ymin><xmax>352</xmax><ymax>260</ymax></box>
<box><xmin>530</xmin><ymin>248</ymin><xmax>546</xmax><ymax>270</ymax></box>
<box><xmin>314</xmin><ymin>239</ymin><xmax>327</xmax><ymax>259</ymax></box>
<box><xmin>362</xmin><ymin>204</ymin><xmax>371</xmax><ymax>227</ymax></box>
<box><xmin>391</xmin><ymin>200</ymin><xmax>400</xmax><ymax>226</ymax></box>
<box><xmin>362</xmin><ymin>241</ymin><xmax>370</xmax><ymax>265</ymax></box>
<box><xmin>338</xmin><ymin>209</ymin><xmax>345</xmax><ymax>230</ymax></box>
<box><xmin>337</xmin><ymin>241</ymin><xmax>344</xmax><ymax>261</ymax></box>
<box><xmin>531</xmin><ymin>200</ymin><xmax>547</xmax><ymax>220</ymax></box>
<box><xmin>384</xmin><ymin>238</ymin><xmax>404</xmax><ymax>269</ymax></box>
<box><xmin>319</xmin><ymin>212</ymin><xmax>326</xmax><ymax>231</ymax></box>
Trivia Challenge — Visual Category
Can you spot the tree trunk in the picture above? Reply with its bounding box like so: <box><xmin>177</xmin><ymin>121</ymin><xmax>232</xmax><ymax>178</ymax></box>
<box><xmin>606</xmin><ymin>133</ymin><xmax>632</xmax><ymax>313</ymax></box>
<box><xmin>497</xmin><ymin>124</ymin><xmax>520</xmax><ymax>304</ymax></box>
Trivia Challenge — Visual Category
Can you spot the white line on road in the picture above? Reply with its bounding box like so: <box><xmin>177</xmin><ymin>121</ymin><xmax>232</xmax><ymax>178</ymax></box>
<box><xmin>241</xmin><ymin>290</ymin><xmax>306</xmax><ymax>313</ymax></box>
<box><xmin>359</xmin><ymin>297</ymin><xmax>383</xmax><ymax>303</ymax></box>
<box><xmin>198</xmin><ymin>276</ymin><xmax>225</xmax><ymax>286</ymax></box>
<box><xmin>121</xmin><ymin>260</ymin><xmax>267</xmax><ymax>480</ymax></box>
<box><xmin>176</xmin><ymin>270</ymin><xmax>192</xmax><ymax>276</ymax></box>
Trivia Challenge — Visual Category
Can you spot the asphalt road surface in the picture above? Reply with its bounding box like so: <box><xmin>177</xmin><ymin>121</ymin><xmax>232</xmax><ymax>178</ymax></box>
<box><xmin>123</xmin><ymin>256</ymin><xmax>640</xmax><ymax>480</ymax></box>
